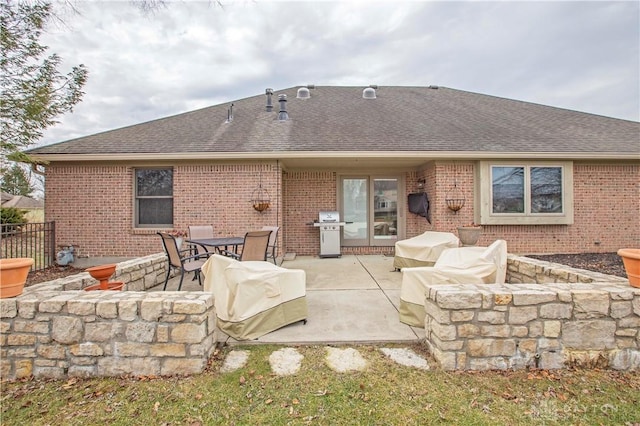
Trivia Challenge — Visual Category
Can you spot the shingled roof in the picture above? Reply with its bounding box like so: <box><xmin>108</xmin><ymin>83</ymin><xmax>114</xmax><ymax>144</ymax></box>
<box><xmin>27</xmin><ymin>86</ymin><xmax>639</xmax><ymax>161</ymax></box>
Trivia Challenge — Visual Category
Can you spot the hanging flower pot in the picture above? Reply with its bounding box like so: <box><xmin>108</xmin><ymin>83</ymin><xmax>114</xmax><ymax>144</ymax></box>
<box><xmin>617</xmin><ymin>248</ymin><xmax>640</xmax><ymax>288</ymax></box>
<box><xmin>0</xmin><ymin>258</ymin><xmax>34</xmax><ymax>298</ymax></box>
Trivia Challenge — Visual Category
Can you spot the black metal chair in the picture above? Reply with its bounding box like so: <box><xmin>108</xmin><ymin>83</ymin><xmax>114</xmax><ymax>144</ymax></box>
<box><xmin>158</xmin><ymin>232</ymin><xmax>208</xmax><ymax>290</ymax></box>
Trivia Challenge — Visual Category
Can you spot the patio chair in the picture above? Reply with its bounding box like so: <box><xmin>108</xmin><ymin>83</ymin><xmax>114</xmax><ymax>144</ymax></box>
<box><xmin>158</xmin><ymin>232</ymin><xmax>209</xmax><ymax>290</ymax></box>
<box><xmin>220</xmin><ymin>230</ymin><xmax>271</xmax><ymax>261</ymax></box>
<box><xmin>399</xmin><ymin>239</ymin><xmax>507</xmax><ymax>327</ymax></box>
<box><xmin>261</xmin><ymin>226</ymin><xmax>280</xmax><ymax>264</ymax></box>
<box><xmin>188</xmin><ymin>225</ymin><xmax>215</xmax><ymax>255</ymax></box>
<box><xmin>201</xmin><ymin>254</ymin><xmax>307</xmax><ymax>340</ymax></box>
<box><xmin>393</xmin><ymin>231</ymin><xmax>460</xmax><ymax>270</ymax></box>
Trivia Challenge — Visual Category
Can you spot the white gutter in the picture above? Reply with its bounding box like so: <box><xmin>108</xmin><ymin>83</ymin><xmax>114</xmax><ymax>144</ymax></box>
<box><xmin>27</xmin><ymin>151</ymin><xmax>640</xmax><ymax>162</ymax></box>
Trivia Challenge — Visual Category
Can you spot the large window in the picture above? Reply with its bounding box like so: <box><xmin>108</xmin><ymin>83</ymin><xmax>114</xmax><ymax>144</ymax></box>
<box><xmin>135</xmin><ymin>168</ymin><xmax>173</xmax><ymax>227</ymax></box>
<box><xmin>478</xmin><ymin>161</ymin><xmax>573</xmax><ymax>225</ymax></box>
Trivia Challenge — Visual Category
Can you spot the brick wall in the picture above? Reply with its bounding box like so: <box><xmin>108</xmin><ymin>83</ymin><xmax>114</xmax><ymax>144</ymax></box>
<box><xmin>45</xmin><ymin>161</ymin><xmax>638</xmax><ymax>258</ymax></box>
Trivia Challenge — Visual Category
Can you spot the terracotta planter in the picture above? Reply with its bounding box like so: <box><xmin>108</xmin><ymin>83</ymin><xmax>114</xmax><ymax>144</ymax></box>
<box><xmin>617</xmin><ymin>248</ymin><xmax>640</xmax><ymax>288</ymax></box>
<box><xmin>0</xmin><ymin>258</ymin><xmax>34</xmax><ymax>298</ymax></box>
<box><xmin>84</xmin><ymin>281</ymin><xmax>125</xmax><ymax>291</ymax></box>
<box><xmin>85</xmin><ymin>263</ymin><xmax>121</xmax><ymax>291</ymax></box>
<box><xmin>457</xmin><ymin>226</ymin><xmax>482</xmax><ymax>246</ymax></box>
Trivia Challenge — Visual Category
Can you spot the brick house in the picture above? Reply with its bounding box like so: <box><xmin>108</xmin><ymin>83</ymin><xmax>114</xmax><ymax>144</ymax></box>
<box><xmin>26</xmin><ymin>86</ymin><xmax>639</xmax><ymax>259</ymax></box>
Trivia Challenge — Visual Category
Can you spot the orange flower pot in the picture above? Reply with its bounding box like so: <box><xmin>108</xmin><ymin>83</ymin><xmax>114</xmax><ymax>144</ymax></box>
<box><xmin>617</xmin><ymin>249</ymin><xmax>640</xmax><ymax>288</ymax></box>
<box><xmin>0</xmin><ymin>258</ymin><xmax>34</xmax><ymax>298</ymax></box>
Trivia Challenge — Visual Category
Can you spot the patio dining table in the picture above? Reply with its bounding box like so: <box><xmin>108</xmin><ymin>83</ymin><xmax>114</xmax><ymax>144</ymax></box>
<box><xmin>187</xmin><ymin>237</ymin><xmax>244</xmax><ymax>255</ymax></box>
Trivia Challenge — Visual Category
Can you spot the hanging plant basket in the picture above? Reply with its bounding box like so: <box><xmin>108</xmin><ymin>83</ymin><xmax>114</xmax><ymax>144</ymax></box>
<box><xmin>251</xmin><ymin>186</ymin><xmax>270</xmax><ymax>213</ymax></box>
<box><xmin>445</xmin><ymin>183</ymin><xmax>465</xmax><ymax>214</ymax></box>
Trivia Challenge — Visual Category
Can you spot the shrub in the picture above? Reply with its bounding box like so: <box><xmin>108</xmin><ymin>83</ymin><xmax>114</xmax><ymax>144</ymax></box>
<box><xmin>1</xmin><ymin>207</ymin><xmax>27</xmax><ymax>234</ymax></box>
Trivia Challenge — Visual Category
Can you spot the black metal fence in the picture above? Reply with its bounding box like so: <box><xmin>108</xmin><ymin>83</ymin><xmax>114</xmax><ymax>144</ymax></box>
<box><xmin>0</xmin><ymin>221</ymin><xmax>56</xmax><ymax>271</ymax></box>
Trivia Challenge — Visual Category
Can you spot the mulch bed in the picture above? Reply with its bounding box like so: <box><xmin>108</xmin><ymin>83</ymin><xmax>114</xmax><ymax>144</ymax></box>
<box><xmin>24</xmin><ymin>252</ymin><xmax>628</xmax><ymax>287</ymax></box>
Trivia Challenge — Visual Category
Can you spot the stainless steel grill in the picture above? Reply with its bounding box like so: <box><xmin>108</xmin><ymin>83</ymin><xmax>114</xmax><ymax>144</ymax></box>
<box><xmin>313</xmin><ymin>211</ymin><xmax>346</xmax><ymax>258</ymax></box>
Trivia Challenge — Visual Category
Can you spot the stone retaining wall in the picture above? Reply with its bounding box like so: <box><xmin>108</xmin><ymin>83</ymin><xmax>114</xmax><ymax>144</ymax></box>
<box><xmin>424</xmin><ymin>255</ymin><xmax>639</xmax><ymax>371</ymax></box>
<box><xmin>1</xmin><ymin>254</ymin><xmax>217</xmax><ymax>381</ymax></box>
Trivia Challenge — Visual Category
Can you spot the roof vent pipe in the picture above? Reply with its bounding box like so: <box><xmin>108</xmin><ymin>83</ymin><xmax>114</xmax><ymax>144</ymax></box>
<box><xmin>265</xmin><ymin>88</ymin><xmax>274</xmax><ymax>112</ymax></box>
<box><xmin>278</xmin><ymin>94</ymin><xmax>288</xmax><ymax>121</ymax></box>
<box><xmin>226</xmin><ymin>103</ymin><xmax>234</xmax><ymax>123</ymax></box>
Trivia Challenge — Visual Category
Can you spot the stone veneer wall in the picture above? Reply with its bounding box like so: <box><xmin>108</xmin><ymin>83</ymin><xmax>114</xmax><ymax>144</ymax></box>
<box><xmin>423</xmin><ymin>255</ymin><xmax>640</xmax><ymax>371</ymax></box>
<box><xmin>0</xmin><ymin>254</ymin><xmax>217</xmax><ymax>381</ymax></box>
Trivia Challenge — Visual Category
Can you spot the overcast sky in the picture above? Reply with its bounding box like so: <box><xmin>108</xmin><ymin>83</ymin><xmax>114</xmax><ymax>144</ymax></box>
<box><xmin>39</xmin><ymin>0</ymin><xmax>639</xmax><ymax>146</ymax></box>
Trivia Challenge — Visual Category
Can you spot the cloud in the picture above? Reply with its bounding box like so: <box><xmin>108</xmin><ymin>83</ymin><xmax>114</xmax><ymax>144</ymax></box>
<box><xmin>39</xmin><ymin>0</ymin><xmax>639</xmax><ymax>146</ymax></box>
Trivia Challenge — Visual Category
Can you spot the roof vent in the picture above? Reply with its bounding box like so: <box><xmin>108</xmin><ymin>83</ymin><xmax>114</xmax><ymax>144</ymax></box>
<box><xmin>265</xmin><ymin>88</ymin><xmax>274</xmax><ymax>112</ymax></box>
<box><xmin>297</xmin><ymin>87</ymin><xmax>310</xmax><ymax>99</ymax></box>
<box><xmin>225</xmin><ymin>103</ymin><xmax>234</xmax><ymax>123</ymax></box>
<box><xmin>307</xmin><ymin>84</ymin><xmax>315</xmax><ymax>89</ymax></box>
<box><xmin>277</xmin><ymin>94</ymin><xmax>288</xmax><ymax>121</ymax></box>
<box><xmin>429</xmin><ymin>85</ymin><xmax>439</xmax><ymax>90</ymax></box>
<box><xmin>363</xmin><ymin>87</ymin><xmax>376</xmax><ymax>99</ymax></box>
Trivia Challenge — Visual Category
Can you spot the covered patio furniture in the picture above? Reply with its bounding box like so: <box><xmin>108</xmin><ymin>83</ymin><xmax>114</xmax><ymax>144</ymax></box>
<box><xmin>201</xmin><ymin>254</ymin><xmax>307</xmax><ymax>340</ymax></box>
<box><xmin>399</xmin><ymin>239</ymin><xmax>508</xmax><ymax>327</ymax></box>
<box><xmin>188</xmin><ymin>225</ymin><xmax>215</xmax><ymax>255</ymax></box>
<box><xmin>261</xmin><ymin>226</ymin><xmax>280</xmax><ymax>264</ymax></box>
<box><xmin>220</xmin><ymin>230</ymin><xmax>271</xmax><ymax>261</ymax></box>
<box><xmin>393</xmin><ymin>231</ymin><xmax>460</xmax><ymax>270</ymax></box>
<box><xmin>158</xmin><ymin>232</ymin><xmax>209</xmax><ymax>290</ymax></box>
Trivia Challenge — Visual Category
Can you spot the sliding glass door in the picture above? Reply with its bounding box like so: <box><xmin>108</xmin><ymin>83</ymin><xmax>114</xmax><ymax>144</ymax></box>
<box><xmin>341</xmin><ymin>175</ymin><xmax>403</xmax><ymax>246</ymax></box>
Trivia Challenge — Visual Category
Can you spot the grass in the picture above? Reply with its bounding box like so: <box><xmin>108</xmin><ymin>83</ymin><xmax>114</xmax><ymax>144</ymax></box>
<box><xmin>1</xmin><ymin>344</ymin><xmax>639</xmax><ymax>425</ymax></box>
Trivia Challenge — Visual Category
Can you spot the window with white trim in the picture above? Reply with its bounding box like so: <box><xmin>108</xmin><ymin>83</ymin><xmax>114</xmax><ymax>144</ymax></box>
<box><xmin>478</xmin><ymin>161</ymin><xmax>573</xmax><ymax>225</ymax></box>
<box><xmin>134</xmin><ymin>168</ymin><xmax>173</xmax><ymax>227</ymax></box>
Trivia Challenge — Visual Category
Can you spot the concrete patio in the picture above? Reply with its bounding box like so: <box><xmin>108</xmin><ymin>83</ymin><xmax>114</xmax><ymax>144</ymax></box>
<box><xmin>155</xmin><ymin>255</ymin><xmax>425</xmax><ymax>345</ymax></box>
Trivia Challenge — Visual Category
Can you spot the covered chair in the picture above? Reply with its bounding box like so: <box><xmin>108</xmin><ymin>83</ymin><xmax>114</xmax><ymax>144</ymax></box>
<box><xmin>158</xmin><ymin>232</ymin><xmax>209</xmax><ymax>290</ymax></box>
<box><xmin>201</xmin><ymin>254</ymin><xmax>307</xmax><ymax>340</ymax></box>
<box><xmin>188</xmin><ymin>225</ymin><xmax>215</xmax><ymax>255</ymax></box>
<box><xmin>393</xmin><ymin>231</ymin><xmax>460</xmax><ymax>270</ymax></box>
<box><xmin>221</xmin><ymin>230</ymin><xmax>271</xmax><ymax>261</ymax></box>
<box><xmin>261</xmin><ymin>226</ymin><xmax>280</xmax><ymax>264</ymax></box>
<box><xmin>399</xmin><ymin>239</ymin><xmax>508</xmax><ymax>327</ymax></box>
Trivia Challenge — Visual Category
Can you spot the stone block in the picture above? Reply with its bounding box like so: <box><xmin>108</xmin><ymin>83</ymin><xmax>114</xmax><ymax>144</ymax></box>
<box><xmin>161</xmin><ymin>358</ymin><xmax>206</xmax><ymax>376</ymax></box>
<box><xmin>512</xmin><ymin>290</ymin><xmax>557</xmax><ymax>306</ymax></box>
<box><xmin>468</xmin><ymin>339</ymin><xmax>516</xmax><ymax>357</ymax></box>
<box><xmin>173</xmin><ymin>300</ymin><xmax>207</xmax><ymax>315</ymax></box>
<box><xmin>563</xmin><ymin>320</ymin><xmax>616</xmax><ymax>350</ymax></box>
<box><xmin>17</xmin><ymin>299</ymin><xmax>37</xmax><ymax>319</ymax></box>
<box><xmin>539</xmin><ymin>351</ymin><xmax>564</xmax><ymax>369</ymax></box>
<box><xmin>84</xmin><ymin>322</ymin><xmax>115</xmax><ymax>341</ymax></box>
<box><xmin>114</xmin><ymin>342</ymin><xmax>150</xmax><ymax>357</ymax></box>
<box><xmin>615</xmin><ymin>328</ymin><xmax>638</xmax><ymax>337</ymax></box>
<box><xmin>432</xmin><ymin>348</ymin><xmax>457</xmax><ymax>371</ymax></box>
<box><xmin>171</xmin><ymin>323</ymin><xmax>206</xmax><ymax>343</ymax></box>
<box><xmin>7</xmin><ymin>334</ymin><xmax>37</xmax><ymax>346</ymax></box>
<box><xmin>544</xmin><ymin>321</ymin><xmax>561</xmax><ymax>338</ymax></box>
<box><xmin>70</xmin><ymin>342</ymin><xmax>104</xmax><ymax>357</ymax></box>
<box><xmin>13</xmin><ymin>320</ymin><xmax>49</xmax><ymax>334</ymax></box>
<box><xmin>38</xmin><ymin>294</ymin><xmax>76</xmax><ymax>313</ymax></box>
<box><xmin>633</xmin><ymin>297</ymin><xmax>640</xmax><ymax>315</ymax></box>
<box><xmin>457</xmin><ymin>323</ymin><xmax>479</xmax><ymax>338</ymax></box>
<box><xmin>52</xmin><ymin>316</ymin><xmax>83</xmax><ymax>344</ymax></box>
<box><xmin>512</xmin><ymin>326</ymin><xmax>528</xmax><ymax>337</ymax></box>
<box><xmin>517</xmin><ymin>339</ymin><xmax>537</xmax><ymax>355</ymax></box>
<box><xmin>428</xmin><ymin>321</ymin><xmax>457</xmax><ymax>341</ymax></box>
<box><xmin>450</xmin><ymin>310</ymin><xmax>474</xmax><ymax>322</ymax></box>
<box><xmin>140</xmin><ymin>299</ymin><xmax>164</xmax><ymax>321</ymax></box>
<box><xmin>436</xmin><ymin>291</ymin><xmax>482</xmax><ymax>310</ymax></box>
<box><xmin>509</xmin><ymin>306</ymin><xmax>538</xmax><ymax>324</ymax></box>
<box><xmin>160</xmin><ymin>314</ymin><xmax>187</xmax><ymax>323</ymax></box>
<box><xmin>573</xmin><ymin>291</ymin><xmax>609</xmax><ymax>319</ymax></box>
<box><xmin>610</xmin><ymin>301</ymin><xmax>632</xmax><ymax>319</ymax></box>
<box><xmin>125</xmin><ymin>323</ymin><xmax>156</xmax><ymax>343</ymax></box>
<box><xmin>494</xmin><ymin>293</ymin><xmax>512</xmax><ymax>305</ymax></box>
<box><xmin>609</xmin><ymin>349</ymin><xmax>640</xmax><ymax>371</ymax></box>
<box><xmin>96</xmin><ymin>300</ymin><xmax>118</xmax><ymax>319</ymax></box>
<box><xmin>67</xmin><ymin>300</ymin><xmax>96</xmax><ymax>316</ymax></box>
<box><xmin>617</xmin><ymin>316</ymin><xmax>640</xmax><ymax>328</ymax></box>
<box><xmin>424</xmin><ymin>300</ymin><xmax>450</xmax><ymax>324</ymax></box>
<box><xmin>68</xmin><ymin>365</ymin><xmax>98</xmax><ymax>378</ymax></box>
<box><xmin>33</xmin><ymin>365</ymin><xmax>65</xmax><ymax>379</ymax></box>
<box><xmin>479</xmin><ymin>325</ymin><xmax>511</xmax><ymax>338</ymax></box>
<box><xmin>37</xmin><ymin>344</ymin><xmax>66</xmax><ymax>359</ymax></box>
<box><xmin>540</xmin><ymin>303</ymin><xmax>572</xmax><ymax>319</ymax></box>
<box><xmin>468</xmin><ymin>357</ymin><xmax>509</xmax><ymax>370</ymax></box>
<box><xmin>14</xmin><ymin>359</ymin><xmax>33</xmax><ymax>378</ymax></box>
<box><xmin>98</xmin><ymin>357</ymin><xmax>160</xmax><ymax>377</ymax></box>
<box><xmin>0</xmin><ymin>300</ymin><xmax>17</xmax><ymax>318</ymax></box>
<box><xmin>118</xmin><ymin>300</ymin><xmax>138</xmax><ymax>321</ymax></box>
<box><xmin>150</xmin><ymin>343</ymin><xmax>186</xmax><ymax>357</ymax></box>
<box><xmin>477</xmin><ymin>311</ymin><xmax>505</xmax><ymax>324</ymax></box>
<box><xmin>157</xmin><ymin>324</ymin><xmax>170</xmax><ymax>343</ymax></box>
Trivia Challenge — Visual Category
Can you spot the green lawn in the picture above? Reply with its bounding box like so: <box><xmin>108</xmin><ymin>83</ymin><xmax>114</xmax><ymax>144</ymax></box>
<box><xmin>1</xmin><ymin>345</ymin><xmax>639</xmax><ymax>425</ymax></box>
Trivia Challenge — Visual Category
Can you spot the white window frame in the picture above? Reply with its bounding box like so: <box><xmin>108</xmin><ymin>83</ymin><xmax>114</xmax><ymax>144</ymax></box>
<box><xmin>477</xmin><ymin>161</ymin><xmax>574</xmax><ymax>225</ymax></box>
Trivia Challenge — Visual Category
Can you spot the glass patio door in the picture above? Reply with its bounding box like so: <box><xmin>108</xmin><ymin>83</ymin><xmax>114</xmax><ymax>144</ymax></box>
<box><xmin>341</xmin><ymin>176</ymin><xmax>402</xmax><ymax>247</ymax></box>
